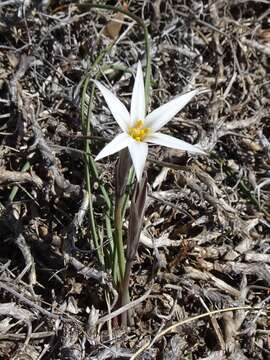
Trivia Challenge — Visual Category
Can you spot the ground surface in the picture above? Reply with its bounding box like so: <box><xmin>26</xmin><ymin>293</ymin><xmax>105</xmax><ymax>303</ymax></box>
<box><xmin>0</xmin><ymin>1</ymin><xmax>270</xmax><ymax>359</ymax></box>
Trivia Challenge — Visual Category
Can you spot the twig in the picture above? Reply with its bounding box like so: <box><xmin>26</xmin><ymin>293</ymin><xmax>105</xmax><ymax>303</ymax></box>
<box><xmin>63</xmin><ymin>190</ymin><xmax>90</xmax><ymax>253</ymax></box>
<box><xmin>0</xmin><ymin>302</ymin><xmax>34</xmax><ymax>347</ymax></box>
<box><xmin>66</xmin><ymin>256</ymin><xmax>106</xmax><ymax>283</ymax></box>
<box><xmin>130</xmin><ymin>306</ymin><xmax>254</xmax><ymax>359</ymax></box>
<box><xmin>29</xmin><ymin>103</ymin><xmax>81</xmax><ymax>198</ymax></box>
<box><xmin>0</xmin><ymin>169</ymin><xmax>43</xmax><ymax>188</ymax></box>
<box><xmin>0</xmin><ymin>281</ymin><xmax>60</xmax><ymax>320</ymax></box>
<box><xmin>4</xmin><ymin>205</ymin><xmax>36</xmax><ymax>287</ymax></box>
<box><xmin>241</xmin><ymin>37</ymin><xmax>270</xmax><ymax>56</ymax></box>
<box><xmin>97</xmin><ymin>288</ymin><xmax>152</xmax><ymax>325</ymax></box>
<box><xmin>0</xmin><ymin>331</ymin><xmax>55</xmax><ymax>341</ymax></box>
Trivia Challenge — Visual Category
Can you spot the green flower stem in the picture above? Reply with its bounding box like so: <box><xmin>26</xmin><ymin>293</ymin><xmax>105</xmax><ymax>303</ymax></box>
<box><xmin>121</xmin><ymin>167</ymin><xmax>135</xmax><ymax>220</ymax></box>
<box><xmin>121</xmin><ymin>260</ymin><xmax>133</xmax><ymax>326</ymax></box>
<box><xmin>82</xmin><ymin>80</ymin><xmax>102</xmax><ymax>263</ymax></box>
<box><xmin>85</xmin><ymin>161</ymin><xmax>104</xmax><ymax>265</ymax></box>
<box><xmin>81</xmin><ymin>43</ymin><xmax>116</xmax><ymax>265</ymax></box>
<box><xmin>114</xmin><ymin>195</ymin><xmax>126</xmax><ymax>282</ymax></box>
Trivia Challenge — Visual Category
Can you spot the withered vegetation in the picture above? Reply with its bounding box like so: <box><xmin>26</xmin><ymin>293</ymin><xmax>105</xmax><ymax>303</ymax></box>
<box><xmin>0</xmin><ymin>1</ymin><xmax>270</xmax><ymax>359</ymax></box>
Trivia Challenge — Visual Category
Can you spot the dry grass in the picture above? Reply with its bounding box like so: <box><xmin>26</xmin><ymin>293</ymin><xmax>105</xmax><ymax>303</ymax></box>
<box><xmin>0</xmin><ymin>1</ymin><xmax>270</xmax><ymax>359</ymax></box>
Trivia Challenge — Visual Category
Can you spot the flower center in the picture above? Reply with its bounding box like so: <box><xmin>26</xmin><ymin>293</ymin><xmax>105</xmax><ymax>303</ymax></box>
<box><xmin>128</xmin><ymin>120</ymin><xmax>150</xmax><ymax>142</ymax></box>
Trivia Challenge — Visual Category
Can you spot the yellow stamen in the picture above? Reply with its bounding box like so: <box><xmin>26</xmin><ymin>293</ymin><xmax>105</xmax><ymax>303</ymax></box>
<box><xmin>128</xmin><ymin>120</ymin><xmax>150</xmax><ymax>142</ymax></box>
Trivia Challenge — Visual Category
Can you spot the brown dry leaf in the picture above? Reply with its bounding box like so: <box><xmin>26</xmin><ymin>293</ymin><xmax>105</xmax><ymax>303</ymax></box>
<box><xmin>6</xmin><ymin>52</ymin><xmax>20</xmax><ymax>68</ymax></box>
<box><xmin>102</xmin><ymin>2</ymin><xmax>128</xmax><ymax>40</ymax></box>
<box><xmin>257</xmin><ymin>28</ymin><xmax>270</xmax><ymax>45</ymax></box>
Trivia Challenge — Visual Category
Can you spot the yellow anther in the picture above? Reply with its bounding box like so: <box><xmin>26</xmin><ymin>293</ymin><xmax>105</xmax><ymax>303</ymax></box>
<box><xmin>128</xmin><ymin>119</ymin><xmax>150</xmax><ymax>142</ymax></box>
<box><xmin>136</xmin><ymin>120</ymin><xmax>144</xmax><ymax>127</ymax></box>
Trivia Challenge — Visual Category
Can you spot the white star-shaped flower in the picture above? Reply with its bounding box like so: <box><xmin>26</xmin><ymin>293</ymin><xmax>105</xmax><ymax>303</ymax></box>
<box><xmin>94</xmin><ymin>62</ymin><xmax>205</xmax><ymax>181</ymax></box>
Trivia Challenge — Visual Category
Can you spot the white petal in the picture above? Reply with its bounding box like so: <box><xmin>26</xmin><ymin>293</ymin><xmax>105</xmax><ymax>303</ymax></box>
<box><xmin>94</xmin><ymin>80</ymin><xmax>130</xmax><ymax>132</ymax></box>
<box><xmin>95</xmin><ymin>133</ymin><xmax>132</xmax><ymax>161</ymax></box>
<box><xmin>145</xmin><ymin>90</ymin><xmax>198</xmax><ymax>132</ymax></box>
<box><xmin>130</xmin><ymin>62</ymin><xmax>145</xmax><ymax>125</ymax></box>
<box><xmin>146</xmin><ymin>132</ymin><xmax>206</xmax><ymax>154</ymax></box>
<box><xmin>128</xmin><ymin>140</ymin><xmax>148</xmax><ymax>182</ymax></box>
